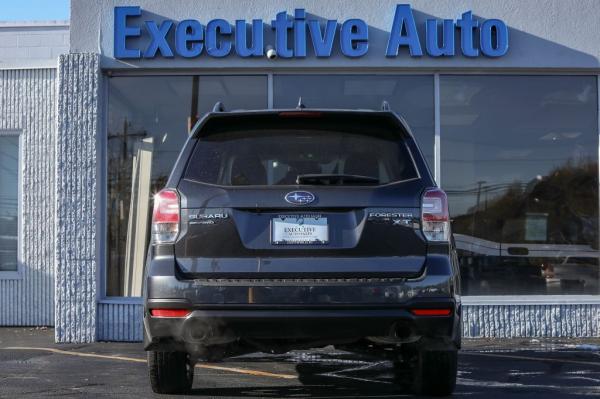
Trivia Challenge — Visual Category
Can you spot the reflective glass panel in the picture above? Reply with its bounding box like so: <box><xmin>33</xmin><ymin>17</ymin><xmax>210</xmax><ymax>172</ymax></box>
<box><xmin>273</xmin><ymin>75</ymin><xmax>435</xmax><ymax>169</ymax></box>
<box><xmin>441</xmin><ymin>75</ymin><xmax>599</xmax><ymax>295</ymax></box>
<box><xmin>0</xmin><ymin>135</ymin><xmax>18</xmax><ymax>272</ymax></box>
<box><xmin>107</xmin><ymin>76</ymin><xmax>267</xmax><ymax>296</ymax></box>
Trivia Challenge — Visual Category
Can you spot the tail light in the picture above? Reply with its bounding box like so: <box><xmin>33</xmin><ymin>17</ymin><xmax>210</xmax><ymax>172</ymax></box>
<box><xmin>421</xmin><ymin>188</ymin><xmax>450</xmax><ymax>242</ymax></box>
<box><xmin>151</xmin><ymin>189</ymin><xmax>180</xmax><ymax>243</ymax></box>
<box><xmin>411</xmin><ymin>308</ymin><xmax>452</xmax><ymax>316</ymax></box>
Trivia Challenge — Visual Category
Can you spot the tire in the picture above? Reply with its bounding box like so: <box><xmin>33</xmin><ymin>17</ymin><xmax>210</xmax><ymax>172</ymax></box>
<box><xmin>148</xmin><ymin>351</ymin><xmax>194</xmax><ymax>394</ymax></box>
<box><xmin>411</xmin><ymin>347</ymin><xmax>458</xmax><ymax>396</ymax></box>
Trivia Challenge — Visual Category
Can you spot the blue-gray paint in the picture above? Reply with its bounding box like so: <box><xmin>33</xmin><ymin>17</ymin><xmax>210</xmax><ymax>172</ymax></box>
<box><xmin>0</xmin><ymin>68</ymin><xmax>56</xmax><ymax>327</ymax></box>
<box><xmin>97</xmin><ymin>302</ymin><xmax>143</xmax><ymax>341</ymax></box>
<box><xmin>55</xmin><ymin>53</ymin><xmax>101</xmax><ymax>343</ymax></box>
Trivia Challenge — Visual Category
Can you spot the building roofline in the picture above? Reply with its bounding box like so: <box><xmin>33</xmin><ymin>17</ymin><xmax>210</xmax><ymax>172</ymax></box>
<box><xmin>0</xmin><ymin>20</ymin><xmax>69</xmax><ymax>28</ymax></box>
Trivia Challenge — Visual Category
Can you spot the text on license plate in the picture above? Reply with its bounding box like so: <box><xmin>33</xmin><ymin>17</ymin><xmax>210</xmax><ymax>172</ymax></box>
<box><xmin>271</xmin><ymin>215</ymin><xmax>329</xmax><ymax>245</ymax></box>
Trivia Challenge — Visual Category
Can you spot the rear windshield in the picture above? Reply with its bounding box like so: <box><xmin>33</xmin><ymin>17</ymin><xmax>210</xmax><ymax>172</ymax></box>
<box><xmin>183</xmin><ymin>128</ymin><xmax>418</xmax><ymax>186</ymax></box>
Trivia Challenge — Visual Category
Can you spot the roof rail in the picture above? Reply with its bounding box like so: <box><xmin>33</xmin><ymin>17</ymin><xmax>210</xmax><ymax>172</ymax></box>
<box><xmin>296</xmin><ymin>97</ymin><xmax>306</xmax><ymax>109</ymax></box>
<box><xmin>381</xmin><ymin>100</ymin><xmax>391</xmax><ymax>111</ymax></box>
<box><xmin>212</xmin><ymin>102</ymin><xmax>225</xmax><ymax>112</ymax></box>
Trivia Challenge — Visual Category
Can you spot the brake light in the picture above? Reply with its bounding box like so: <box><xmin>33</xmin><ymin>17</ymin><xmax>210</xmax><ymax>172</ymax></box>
<box><xmin>421</xmin><ymin>188</ymin><xmax>450</xmax><ymax>242</ymax></box>
<box><xmin>278</xmin><ymin>111</ymin><xmax>322</xmax><ymax>118</ymax></box>
<box><xmin>411</xmin><ymin>308</ymin><xmax>452</xmax><ymax>316</ymax></box>
<box><xmin>150</xmin><ymin>309</ymin><xmax>191</xmax><ymax>318</ymax></box>
<box><xmin>151</xmin><ymin>189</ymin><xmax>180</xmax><ymax>243</ymax></box>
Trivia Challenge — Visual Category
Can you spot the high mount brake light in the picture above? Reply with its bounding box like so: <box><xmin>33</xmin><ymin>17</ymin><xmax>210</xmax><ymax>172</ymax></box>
<box><xmin>151</xmin><ymin>189</ymin><xmax>180</xmax><ymax>243</ymax></box>
<box><xmin>422</xmin><ymin>188</ymin><xmax>450</xmax><ymax>242</ymax></box>
<box><xmin>150</xmin><ymin>309</ymin><xmax>191</xmax><ymax>318</ymax></box>
<box><xmin>278</xmin><ymin>111</ymin><xmax>323</xmax><ymax>118</ymax></box>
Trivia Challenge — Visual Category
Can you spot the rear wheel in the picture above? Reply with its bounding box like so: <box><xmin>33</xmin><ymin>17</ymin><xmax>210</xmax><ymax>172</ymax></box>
<box><xmin>148</xmin><ymin>351</ymin><xmax>194</xmax><ymax>394</ymax></box>
<box><xmin>411</xmin><ymin>346</ymin><xmax>457</xmax><ymax>396</ymax></box>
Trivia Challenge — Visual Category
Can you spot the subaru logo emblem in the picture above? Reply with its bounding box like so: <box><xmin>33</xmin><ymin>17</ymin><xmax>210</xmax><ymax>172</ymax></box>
<box><xmin>284</xmin><ymin>191</ymin><xmax>315</xmax><ymax>205</ymax></box>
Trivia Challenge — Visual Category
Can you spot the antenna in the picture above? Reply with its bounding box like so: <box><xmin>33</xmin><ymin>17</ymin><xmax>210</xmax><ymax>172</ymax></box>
<box><xmin>212</xmin><ymin>101</ymin><xmax>225</xmax><ymax>112</ymax></box>
<box><xmin>381</xmin><ymin>100</ymin><xmax>391</xmax><ymax>111</ymax></box>
<box><xmin>296</xmin><ymin>97</ymin><xmax>306</xmax><ymax>109</ymax></box>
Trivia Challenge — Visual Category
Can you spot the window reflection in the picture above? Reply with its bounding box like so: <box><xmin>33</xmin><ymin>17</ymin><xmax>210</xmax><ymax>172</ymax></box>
<box><xmin>106</xmin><ymin>74</ymin><xmax>599</xmax><ymax>297</ymax></box>
<box><xmin>441</xmin><ymin>75</ymin><xmax>599</xmax><ymax>295</ymax></box>
<box><xmin>273</xmin><ymin>75</ymin><xmax>435</xmax><ymax>169</ymax></box>
<box><xmin>107</xmin><ymin>76</ymin><xmax>268</xmax><ymax>296</ymax></box>
<box><xmin>0</xmin><ymin>135</ymin><xmax>19</xmax><ymax>272</ymax></box>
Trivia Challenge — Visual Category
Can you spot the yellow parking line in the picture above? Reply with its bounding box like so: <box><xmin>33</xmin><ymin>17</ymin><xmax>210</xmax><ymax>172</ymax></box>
<box><xmin>197</xmin><ymin>364</ymin><xmax>295</xmax><ymax>379</ymax></box>
<box><xmin>2</xmin><ymin>346</ymin><xmax>296</xmax><ymax>379</ymax></box>
<box><xmin>4</xmin><ymin>346</ymin><xmax>147</xmax><ymax>363</ymax></box>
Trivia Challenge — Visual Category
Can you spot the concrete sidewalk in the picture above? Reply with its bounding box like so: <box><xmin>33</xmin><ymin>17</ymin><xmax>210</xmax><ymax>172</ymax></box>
<box><xmin>1</xmin><ymin>328</ymin><xmax>600</xmax><ymax>398</ymax></box>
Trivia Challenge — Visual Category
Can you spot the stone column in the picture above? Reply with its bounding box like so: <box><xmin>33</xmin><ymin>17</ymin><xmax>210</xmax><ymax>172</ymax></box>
<box><xmin>55</xmin><ymin>53</ymin><xmax>101</xmax><ymax>343</ymax></box>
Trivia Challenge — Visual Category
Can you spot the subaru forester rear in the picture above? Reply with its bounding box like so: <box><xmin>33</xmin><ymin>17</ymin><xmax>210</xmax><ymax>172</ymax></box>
<box><xmin>144</xmin><ymin>106</ymin><xmax>461</xmax><ymax>395</ymax></box>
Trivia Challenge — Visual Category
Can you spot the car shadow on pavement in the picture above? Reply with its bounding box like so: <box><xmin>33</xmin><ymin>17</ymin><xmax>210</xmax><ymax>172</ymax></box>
<box><xmin>191</xmin><ymin>352</ymin><xmax>413</xmax><ymax>398</ymax></box>
<box><xmin>191</xmin><ymin>377</ymin><xmax>407</xmax><ymax>398</ymax></box>
<box><xmin>190</xmin><ymin>385</ymin><xmax>408</xmax><ymax>398</ymax></box>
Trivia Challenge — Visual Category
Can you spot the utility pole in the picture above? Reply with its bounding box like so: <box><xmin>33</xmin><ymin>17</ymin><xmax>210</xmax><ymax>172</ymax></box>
<box><xmin>472</xmin><ymin>180</ymin><xmax>486</xmax><ymax>236</ymax></box>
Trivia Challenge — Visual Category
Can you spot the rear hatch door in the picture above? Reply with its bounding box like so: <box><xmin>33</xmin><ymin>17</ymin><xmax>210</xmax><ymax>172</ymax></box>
<box><xmin>174</xmin><ymin>111</ymin><xmax>430</xmax><ymax>278</ymax></box>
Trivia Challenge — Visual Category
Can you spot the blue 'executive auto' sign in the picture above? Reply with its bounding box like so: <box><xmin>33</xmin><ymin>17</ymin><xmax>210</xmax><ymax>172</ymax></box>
<box><xmin>114</xmin><ymin>4</ymin><xmax>509</xmax><ymax>59</ymax></box>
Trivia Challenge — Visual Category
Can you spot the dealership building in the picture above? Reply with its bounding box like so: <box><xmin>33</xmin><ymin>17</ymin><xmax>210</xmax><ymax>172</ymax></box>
<box><xmin>2</xmin><ymin>0</ymin><xmax>600</xmax><ymax>343</ymax></box>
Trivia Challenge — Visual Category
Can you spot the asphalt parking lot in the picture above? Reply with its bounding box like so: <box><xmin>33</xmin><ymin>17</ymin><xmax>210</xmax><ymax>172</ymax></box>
<box><xmin>1</xmin><ymin>328</ymin><xmax>600</xmax><ymax>398</ymax></box>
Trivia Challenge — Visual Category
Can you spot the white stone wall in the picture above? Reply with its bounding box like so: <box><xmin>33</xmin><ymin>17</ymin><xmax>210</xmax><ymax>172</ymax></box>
<box><xmin>0</xmin><ymin>22</ymin><xmax>69</xmax><ymax>69</ymax></box>
<box><xmin>463</xmin><ymin>304</ymin><xmax>600</xmax><ymax>338</ymax></box>
<box><xmin>55</xmin><ymin>53</ymin><xmax>101</xmax><ymax>343</ymax></box>
<box><xmin>0</xmin><ymin>68</ymin><xmax>56</xmax><ymax>326</ymax></box>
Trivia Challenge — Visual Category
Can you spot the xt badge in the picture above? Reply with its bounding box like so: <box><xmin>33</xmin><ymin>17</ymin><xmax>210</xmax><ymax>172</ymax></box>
<box><xmin>368</xmin><ymin>211</ymin><xmax>415</xmax><ymax>227</ymax></box>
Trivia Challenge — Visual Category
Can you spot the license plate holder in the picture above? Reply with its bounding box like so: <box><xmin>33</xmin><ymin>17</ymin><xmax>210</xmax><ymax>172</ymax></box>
<box><xmin>271</xmin><ymin>215</ymin><xmax>329</xmax><ymax>245</ymax></box>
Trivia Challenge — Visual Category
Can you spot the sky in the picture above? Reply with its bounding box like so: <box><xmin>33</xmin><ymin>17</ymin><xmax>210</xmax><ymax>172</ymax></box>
<box><xmin>0</xmin><ymin>0</ymin><xmax>70</xmax><ymax>21</ymax></box>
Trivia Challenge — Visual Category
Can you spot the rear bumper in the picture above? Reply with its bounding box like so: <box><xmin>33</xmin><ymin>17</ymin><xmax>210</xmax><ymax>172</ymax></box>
<box><xmin>144</xmin><ymin>252</ymin><xmax>461</xmax><ymax>353</ymax></box>
<box><xmin>144</xmin><ymin>298</ymin><xmax>460</xmax><ymax>352</ymax></box>
<box><xmin>146</xmin><ymin>253</ymin><xmax>459</xmax><ymax>305</ymax></box>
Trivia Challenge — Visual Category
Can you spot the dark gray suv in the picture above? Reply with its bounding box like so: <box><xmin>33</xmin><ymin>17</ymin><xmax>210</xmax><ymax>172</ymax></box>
<box><xmin>143</xmin><ymin>105</ymin><xmax>461</xmax><ymax>395</ymax></box>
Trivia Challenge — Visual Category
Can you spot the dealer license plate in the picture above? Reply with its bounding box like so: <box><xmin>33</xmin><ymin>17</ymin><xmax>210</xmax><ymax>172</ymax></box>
<box><xmin>271</xmin><ymin>215</ymin><xmax>329</xmax><ymax>245</ymax></box>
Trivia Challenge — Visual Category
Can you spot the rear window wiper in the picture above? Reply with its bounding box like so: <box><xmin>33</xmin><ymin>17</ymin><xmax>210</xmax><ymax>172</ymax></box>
<box><xmin>296</xmin><ymin>174</ymin><xmax>380</xmax><ymax>185</ymax></box>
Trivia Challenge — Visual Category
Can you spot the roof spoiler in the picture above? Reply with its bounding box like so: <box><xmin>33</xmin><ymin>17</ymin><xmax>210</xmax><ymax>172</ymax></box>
<box><xmin>211</xmin><ymin>99</ymin><xmax>391</xmax><ymax>112</ymax></box>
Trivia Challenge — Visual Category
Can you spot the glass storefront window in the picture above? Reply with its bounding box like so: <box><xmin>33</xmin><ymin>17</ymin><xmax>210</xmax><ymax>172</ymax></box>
<box><xmin>441</xmin><ymin>75</ymin><xmax>599</xmax><ymax>295</ymax></box>
<box><xmin>0</xmin><ymin>134</ymin><xmax>19</xmax><ymax>272</ymax></box>
<box><xmin>107</xmin><ymin>75</ymin><xmax>268</xmax><ymax>296</ymax></box>
<box><xmin>273</xmin><ymin>75</ymin><xmax>435</xmax><ymax>169</ymax></box>
<box><xmin>106</xmin><ymin>73</ymin><xmax>600</xmax><ymax>297</ymax></box>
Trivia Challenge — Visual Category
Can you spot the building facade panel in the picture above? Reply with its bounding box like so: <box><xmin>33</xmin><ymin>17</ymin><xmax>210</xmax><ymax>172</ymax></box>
<box><xmin>5</xmin><ymin>0</ymin><xmax>600</xmax><ymax>342</ymax></box>
<box><xmin>71</xmin><ymin>0</ymin><xmax>600</xmax><ymax>70</ymax></box>
<box><xmin>0</xmin><ymin>22</ymin><xmax>69</xmax><ymax>69</ymax></box>
<box><xmin>0</xmin><ymin>68</ymin><xmax>56</xmax><ymax>326</ymax></box>
<box><xmin>463</xmin><ymin>303</ymin><xmax>600</xmax><ymax>338</ymax></box>
<box><xmin>97</xmin><ymin>301</ymin><xmax>143</xmax><ymax>341</ymax></box>
<box><xmin>55</xmin><ymin>53</ymin><xmax>101</xmax><ymax>342</ymax></box>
